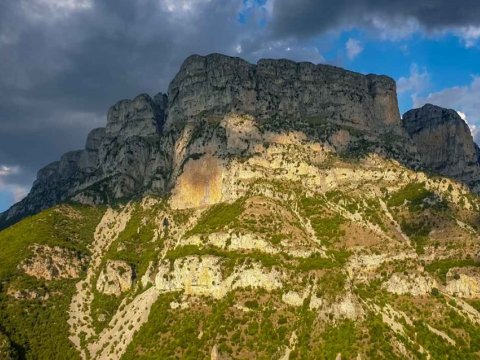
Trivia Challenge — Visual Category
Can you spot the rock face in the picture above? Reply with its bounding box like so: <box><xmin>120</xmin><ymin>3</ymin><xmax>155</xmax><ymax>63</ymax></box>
<box><xmin>20</xmin><ymin>245</ymin><xmax>87</xmax><ymax>281</ymax></box>
<box><xmin>383</xmin><ymin>272</ymin><xmax>437</xmax><ymax>296</ymax></box>
<box><xmin>1</xmin><ymin>53</ymin><xmax>479</xmax><ymax>228</ymax></box>
<box><xmin>167</xmin><ymin>54</ymin><xmax>402</xmax><ymax>133</ymax></box>
<box><xmin>445</xmin><ymin>268</ymin><xmax>480</xmax><ymax>298</ymax></box>
<box><xmin>403</xmin><ymin>104</ymin><xmax>480</xmax><ymax>191</ymax></box>
<box><xmin>96</xmin><ymin>260</ymin><xmax>135</xmax><ymax>296</ymax></box>
<box><xmin>154</xmin><ymin>256</ymin><xmax>282</xmax><ymax>299</ymax></box>
<box><xmin>1</xmin><ymin>93</ymin><xmax>171</xmax><ymax>227</ymax></box>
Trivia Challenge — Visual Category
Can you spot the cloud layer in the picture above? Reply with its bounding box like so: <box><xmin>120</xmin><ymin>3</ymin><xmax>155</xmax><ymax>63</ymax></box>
<box><xmin>270</xmin><ymin>0</ymin><xmax>480</xmax><ymax>43</ymax></box>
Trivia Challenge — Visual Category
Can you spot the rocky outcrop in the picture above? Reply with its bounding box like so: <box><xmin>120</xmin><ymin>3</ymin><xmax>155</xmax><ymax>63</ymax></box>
<box><xmin>403</xmin><ymin>104</ymin><xmax>480</xmax><ymax>191</ymax></box>
<box><xmin>154</xmin><ymin>256</ymin><xmax>283</xmax><ymax>299</ymax></box>
<box><xmin>1</xmin><ymin>93</ymin><xmax>170</xmax><ymax>227</ymax></box>
<box><xmin>6</xmin><ymin>286</ymin><xmax>50</xmax><ymax>301</ymax></box>
<box><xmin>20</xmin><ymin>245</ymin><xmax>87</xmax><ymax>281</ymax></box>
<box><xmin>445</xmin><ymin>268</ymin><xmax>480</xmax><ymax>298</ymax></box>
<box><xmin>383</xmin><ymin>272</ymin><xmax>437</xmax><ymax>296</ymax></box>
<box><xmin>96</xmin><ymin>260</ymin><xmax>135</xmax><ymax>296</ymax></box>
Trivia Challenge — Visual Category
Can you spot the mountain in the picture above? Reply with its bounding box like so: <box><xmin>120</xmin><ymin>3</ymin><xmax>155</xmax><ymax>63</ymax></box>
<box><xmin>1</xmin><ymin>54</ymin><xmax>480</xmax><ymax>359</ymax></box>
<box><xmin>3</xmin><ymin>54</ymin><xmax>480</xmax><ymax>229</ymax></box>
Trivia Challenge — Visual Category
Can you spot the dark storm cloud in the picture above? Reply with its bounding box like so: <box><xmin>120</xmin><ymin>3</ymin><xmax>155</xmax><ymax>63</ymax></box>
<box><xmin>0</xmin><ymin>0</ymin><xmax>244</xmax><ymax>190</ymax></box>
<box><xmin>270</xmin><ymin>0</ymin><xmax>480</xmax><ymax>39</ymax></box>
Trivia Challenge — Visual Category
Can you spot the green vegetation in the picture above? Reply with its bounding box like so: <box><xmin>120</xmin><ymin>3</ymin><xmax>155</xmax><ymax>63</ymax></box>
<box><xmin>0</xmin><ymin>205</ymin><xmax>104</xmax><ymax>281</ymax></box>
<box><xmin>388</xmin><ymin>183</ymin><xmax>447</xmax><ymax>212</ymax></box>
<box><xmin>0</xmin><ymin>330</ymin><xmax>18</xmax><ymax>360</ymax></box>
<box><xmin>104</xmin><ymin>203</ymin><xmax>162</xmax><ymax>278</ymax></box>
<box><xmin>400</xmin><ymin>218</ymin><xmax>432</xmax><ymax>254</ymax></box>
<box><xmin>319</xmin><ymin>320</ymin><xmax>359</xmax><ymax>359</ymax></box>
<box><xmin>315</xmin><ymin>270</ymin><xmax>347</xmax><ymax>299</ymax></box>
<box><xmin>124</xmin><ymin>290</ymin><xmax>292</xmax><ymax>359</ymax></box>
<box><xmin>90</xmin><ymin>289</ymin><xmax>124</xmax><ymax>333</ymax></box>
<box><xmin>388</xmin><ymin>183</ymin><xmax>431</xmax><ymax>208</ymax></box>
<box><xmin>300</xmin><ymin>196</ymin><xmax>345</xmax><ymax>244</ymax></box>
<box><xmin>425</xmin><ymin>258</ymin><xmax>479</xmax><ymax>284</ymax></box>
<box><xmin>342</xmin><ymin>138</ymin><xmax>376</xmax><ymax>160</ymax></box>
<box><xmin>0</xmin><ymin>204</ymin><xmax>104</xmax><ymax>360</ymax></box>
<box><xmin>186</xmin><ymin>198</ymin><xmax>245</xmax><ymax>236</ymax></box>
<box><xmin>364</xmin><ymin>313</ymin><xmax>402</xmax><ymax>359</ymax></box>
<box><xmin>310</xmin><ymin>215</ymin><xmax>345</xmax><ymax>242</ymax></box>
<box><xmin>0</xmin><ymin>280</ymin><xmax>79</xmax><ymax>360</ymax></box>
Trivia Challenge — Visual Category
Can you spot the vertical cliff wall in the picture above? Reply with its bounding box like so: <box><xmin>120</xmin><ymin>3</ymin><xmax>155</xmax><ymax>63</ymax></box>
<box><xmin>403</xmin><ymin>104</ymin><xmax>480</xmax><ymax>191</ymax></box>
<box><xmin>2</xmin><ymin>53</ymin><xmax>479</xmax><ymax>228</ymax></box>
<box><xmin>167</xmin><ymin>54</ymin><xmax>402</xmax><ymax>134</ymax></box>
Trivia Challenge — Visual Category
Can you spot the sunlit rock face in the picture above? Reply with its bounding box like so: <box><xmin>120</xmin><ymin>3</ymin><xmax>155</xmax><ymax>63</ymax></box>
<box><xmin>96</xmin><ymin>260</ymin><xmax>135</xmax><ymax>297</ymax></box>
<box><xmin>2</xmin><ymin>53</ymin><xmax>480</xmax><ymax>228</ymax></box>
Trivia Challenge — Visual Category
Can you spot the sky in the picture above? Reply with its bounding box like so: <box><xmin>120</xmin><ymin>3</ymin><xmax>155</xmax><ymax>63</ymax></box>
<box><xmin>1</xmin><ymin>0</ymin><xmax>480</xmax><ymax>212</ymax></box>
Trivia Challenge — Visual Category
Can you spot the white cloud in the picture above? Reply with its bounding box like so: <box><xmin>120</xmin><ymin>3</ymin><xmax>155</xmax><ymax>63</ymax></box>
<box><xmin>397</xmin><ymin>63</ymin><xmax>430</xmax><ymax>95</ymax></box>
<box><xmin>22</xmin><ymin>0</ymin><xmax>92</xmax><ymax>22</ymax></box>
<box><xmin>454</xmin><ymin>26</ymin><xmax>480</xmax><ymax>48</ymax></box>
<box><xmin>0</xmin><ymin>165</ymin><xmax>27</xmax><ymax>203</ymax></box>
<box><xmin>368</xmin><ymin>15</ymin><xmax>420</xmax><ymax>40</ymax></box>
<box><xmin>248</xmin><ymin>41</ymin><xmax>325</xmax><ymax>63</ymax></box>
<box><xmin>457</xmin><ymin>111</ymin><xmax>467</xmax><ymax>121</ymax></box>
<box><xmin>414</xmin><ymin>76</ymin><xmax>480</xmax><ymax>142</ymax></box>
<box><xmin>0</xmin><ymin>165</ymin><xmax>19</xmax><ymax>177</ymax></box>
<box><xmin>345</xmin><ymin>38</ymin><xmax>363</xmax><ymax>60</ymax></box>
<box><xmin>160</xmin><ymin>0</ymin><xmax>211</xmax><ymax>14</ymax></box>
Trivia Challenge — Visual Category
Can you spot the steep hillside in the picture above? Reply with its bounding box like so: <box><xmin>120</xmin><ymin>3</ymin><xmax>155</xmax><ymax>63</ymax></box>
<box><xmin>2</xmin><ymin>119</ymin><xmax>480</xmax><ymax>359</ymax></box>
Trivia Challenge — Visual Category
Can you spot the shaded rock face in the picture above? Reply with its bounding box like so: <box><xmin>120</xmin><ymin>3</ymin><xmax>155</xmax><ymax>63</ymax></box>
<box><xmin>2</xmin><ymin>54</ymin><xmax>480</xmax><ymax>228</ymax></box>
<box><xmin>403</xmin><ymin>104</ymin><xmax>480</xmax><ymax>191</ymax></box>
<box><xmin>2</xmin><ymin>93</ymin><xmax>172</xmax><ymax>226</ymax></box>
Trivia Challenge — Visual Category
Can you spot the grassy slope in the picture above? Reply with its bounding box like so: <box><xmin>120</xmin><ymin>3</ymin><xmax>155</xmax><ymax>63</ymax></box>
<box><xmin>0</xmin><ymin>205</ymin><xmax>104</xmax><ymax>360</ymax></box>
<box><xmin>2</xmin><ymin>177</ymin><xmax>480</xmax><ymax>359</ymax></box>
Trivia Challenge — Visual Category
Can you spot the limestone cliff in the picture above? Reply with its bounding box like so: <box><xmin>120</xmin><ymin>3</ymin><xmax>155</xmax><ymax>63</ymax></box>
<box><xmin>1</xmin><ymin>53</ymin><xmax>479</xmax><ymax>228</ymax></box>
<box><xmin>3</xmin><ymin>73</ymin><xmax>480</xmax><ymax>358</ymax></box>
<box><xmin>1</xmin><ymin>93</ymin><xmax>171</xmax><ymax>226</ymax></box>
<box><xmin>403</xmin><ymin>104</ymin><xmax>480</xmax><ymax>191</ymax></box>
<box><xmin>167</xmin><ymin>54</ymin><xmax>402</xmax><ymax>133</ymax></box>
